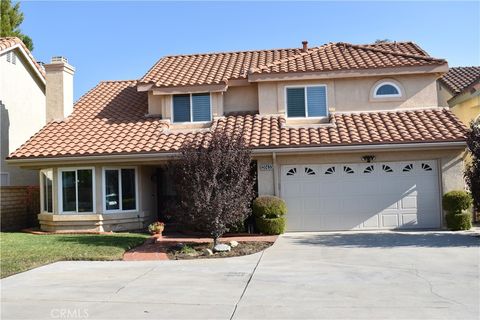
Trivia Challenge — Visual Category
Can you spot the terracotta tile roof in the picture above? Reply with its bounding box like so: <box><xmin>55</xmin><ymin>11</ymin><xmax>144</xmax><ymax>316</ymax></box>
<box><xmin>9</xmin><ymin>80</ymin><xmax>467</xmax><ymax>160</ymax></box>
<box><xmin>139</xmin><ymin>42</ymin><xmax>445</xmax><ymax>88</ymax></box>
<box><xmin>0</xmin><ymin>37</ymin><xmax>46</xmax><ymax>79</ymax></box>
<box><xmin>250</xmin><ymin>42</ymin><xmax>445</xmax><ymax>75</ymax></box>
<box><xmin>439</xmin><ymin>66</ymin><xmax>480</xmax><ymax>95</ymax></box>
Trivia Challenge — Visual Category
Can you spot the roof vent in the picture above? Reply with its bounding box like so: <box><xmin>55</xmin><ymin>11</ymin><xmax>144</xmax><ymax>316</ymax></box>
<box><xmin>51</xmin><ymin>56</ymin><xmax>68</xmax><ymax>63</ymax></box>
<box><xmin>302</xmin><ymin>41</ymin><xmax>308</xmax><ymax>52</ymax></box>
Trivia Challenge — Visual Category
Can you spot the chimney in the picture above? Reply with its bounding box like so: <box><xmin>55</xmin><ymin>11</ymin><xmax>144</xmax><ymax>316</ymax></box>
<box><xmin>302</xmin><ymin>40</ymin><xmax>308</xmax><ymax>52</ymax></box>
<box><xmin>44</xmin><ymin>56</ymin><xmax>75</xmax><ymax>122</ymax></box>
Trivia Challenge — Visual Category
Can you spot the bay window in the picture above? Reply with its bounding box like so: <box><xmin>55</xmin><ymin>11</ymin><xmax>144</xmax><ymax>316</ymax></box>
<box><xmin>103</xmin><ymin>167</ymin><xmax>138</xmax><ymax>212</ymax></box>
<box><xmin>58</xmin><ymin>168</ymin><xmax>95</xmax><ymax>213</ymax></box>
<box><xmin>40</xmin><ymin>169</ymin><xmax>53</xmax><ymax>213</ymax></box>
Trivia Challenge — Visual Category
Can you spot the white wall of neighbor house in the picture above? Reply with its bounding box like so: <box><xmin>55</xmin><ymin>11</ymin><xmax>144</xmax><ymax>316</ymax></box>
<box><xmin>255</xmin><ymin>148</ymin><xmax>465</xmax><ymax>199</ymax></box>
<box><xmin>0</xmin><ymin>49</ymin><xmax>46</xmax><ymax>186</ymax></box>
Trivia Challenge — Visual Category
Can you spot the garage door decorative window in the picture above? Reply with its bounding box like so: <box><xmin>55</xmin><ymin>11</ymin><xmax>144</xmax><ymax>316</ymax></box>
<box><xmin>382</xmin><ymin>164</ymin><xmax>393</xmax><ymax>173</ymax></box>
<box><xmin>363</xmin><ymin>165</ymin><xmax>374</xmax><ymax>174</ymax></box>
<box><xmin>305</xmin><ymin>167</ymin><xmax>316</xmax><ymax>175</ymax></box>
<box><xmin>286</xmin><ymin>168</ymin><xmax>297</xmax><ymax>176</ymax></box>
<box><xmin>343</xmin><ymin>166</ymin><xmax>354</xmax><ymax>174</ymax></box>
<box><xmin>324</xmin><ymin>166</ymin><xmax>336</xmax><ymax>175</ymax></box>
<box><xmin>402</xmin><ymin>164</ymin><xmax>413</xmax><ymax>172</ymax></box>
<box><xmin>422</xmin><ymin>163</ymin><xmax>433</xmax><ymax>171</ymax></box>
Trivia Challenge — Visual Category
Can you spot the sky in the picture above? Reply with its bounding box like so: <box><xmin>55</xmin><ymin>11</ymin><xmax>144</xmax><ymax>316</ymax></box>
<box><xmin>20</xmin><ymin>1</ymin><xmax>480</xmax><ymax>100</ymax></box>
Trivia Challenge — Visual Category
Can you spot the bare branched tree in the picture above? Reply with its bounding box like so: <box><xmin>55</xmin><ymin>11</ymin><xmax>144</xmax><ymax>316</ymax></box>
<box><xmin>171</xmin><ymin>131</ymin><xmax>256</xmax><ymax>246</ymax></box>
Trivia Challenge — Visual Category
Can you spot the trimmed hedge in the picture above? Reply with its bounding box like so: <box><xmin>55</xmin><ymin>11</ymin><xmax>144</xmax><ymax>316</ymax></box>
<box><xmin>445</xmin><ymin>213</ymin><xmax>472</xmax><ymax>231</ymax></box>
<box><xmin>442</xmin><ymin>191</ymin><xmax>473</xmax><ymax>214</ymax></box>
<box><xmin>255</xmin><ymin>217</ymin><xmax>286</xmax><ymax>235</ymax></box>
<box><xmin>253</xmin><ymin>196</ymin><xmax>287</xmax><ymax>219</ymax></box>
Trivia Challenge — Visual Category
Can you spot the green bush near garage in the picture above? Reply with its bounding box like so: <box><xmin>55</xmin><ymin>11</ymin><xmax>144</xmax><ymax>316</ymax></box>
<box><xmin>252</xmin><ymin>196</ymin><xmax>287</xmax><ymax>218</ymax></box>
<box><xmin>443</xmin><ymin>191</ymin><xmax>473</xmax><ymax>231</ymax></box>
<box><xmin>253</xmin><ymin>196</ymin><xmax>287</xmax><ymax>234</ymax></box>
<box><xmin>445</xmin><ymin>213</ymin><xmax>472</xmax><ymax>231</ymax></box>
<box><xmin>255</xmin><ymin>216</ymin><xmax>286</xmax><ymax>235</ymax></box>
<box><xmin>442</xmin><ymin>190</ymin><xmax>473</xmax><ymax>213</ymax></box>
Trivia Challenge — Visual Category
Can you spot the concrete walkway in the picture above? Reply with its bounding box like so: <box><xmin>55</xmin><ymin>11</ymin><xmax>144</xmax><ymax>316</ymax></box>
<box><xmin>1</xmin><ymin>231</ymin><xmax>479</xmax><ymax>319</ymax></box>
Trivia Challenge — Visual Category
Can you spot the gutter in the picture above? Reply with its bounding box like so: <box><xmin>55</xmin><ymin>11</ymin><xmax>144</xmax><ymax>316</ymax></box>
<box><xmin>6</xmin><ymin>141</ymin><xmax>466</xmax><ymax>167</ymax></box>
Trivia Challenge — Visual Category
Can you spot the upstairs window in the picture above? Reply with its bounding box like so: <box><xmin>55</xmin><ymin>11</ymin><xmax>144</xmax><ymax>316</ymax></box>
<box><xmin>286</xmin><ymin>86</ymin><xmax>327</xmax><ymax>118</ymax></box>
<box><xmin>373</xmin><ymin>82</ymin><xmax>402</xmax><ymax>98</ymax></box>
<box><xmin>173</xmin><ymin>93</ymin><xmax>211</xmax><ymax>123</ymax></box>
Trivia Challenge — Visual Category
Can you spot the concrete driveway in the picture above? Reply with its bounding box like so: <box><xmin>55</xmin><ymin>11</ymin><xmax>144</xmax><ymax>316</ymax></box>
<box><xmin>1</xmin><ymin>231</ymin><xmax>479</xmax><ymax>320</ymax></box>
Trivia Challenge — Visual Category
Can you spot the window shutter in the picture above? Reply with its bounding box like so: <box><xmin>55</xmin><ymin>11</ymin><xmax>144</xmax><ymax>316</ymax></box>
<box><xmin>173</xmin><ymin>95</ymin><xmax>191</xmax><ymax>122</ymax></box>
<box><xmin>287</xmin><ymin>88</ymin><xmax>306</xmax><ymax>117</ymax></box>
<box><xmin>192</xmin><ymin>93</ymin><xmax>211</xmax><ymax>122</ymax></box>
<box><xmin>307</xmin><ymin>86</ymin><xmax>327</xmax><ymax>117</ymax></box>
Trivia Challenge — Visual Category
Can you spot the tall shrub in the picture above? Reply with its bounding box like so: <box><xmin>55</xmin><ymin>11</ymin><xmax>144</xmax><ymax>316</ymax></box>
<box><xmin>171</xmin><ymin>132</ymin><xmax>256</xmax><ymax>246</ymax></box>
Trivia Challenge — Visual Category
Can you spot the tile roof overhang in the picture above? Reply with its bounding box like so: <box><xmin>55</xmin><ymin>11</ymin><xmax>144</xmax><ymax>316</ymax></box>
<box><xmin>7</xmin><ymin>80</ymin><xmax>468</xmax><ymax>165</ymax></box>
<box><xmin>138</xmin><ymin>42</ymin><xmax>447</xmax><ymax>90</ymax></box>
<box><xmin>0</xmin><ymin>37</ymin><xmax>46</xmax><ymax>84</ymax></box>
<box><xmin>439</xmin><ymin>66</ymin><xmax>480</xmax><ymax>96</ymax></box>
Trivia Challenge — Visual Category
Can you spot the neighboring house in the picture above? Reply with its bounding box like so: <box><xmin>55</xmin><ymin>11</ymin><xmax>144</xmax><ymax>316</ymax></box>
<box><xmin>0</xmin><ymin>37</ymin><xmax>49</xmax><ymax>186</ymax></box>
<box><xmin>438</xmin><ymin>66</ymin><xmax>480</xmax><ymax>125</ymax></box>
<box><xmin>7</xmin><ymin>41</ymin><xmax>468</xmax><ymax>232</ymax></box>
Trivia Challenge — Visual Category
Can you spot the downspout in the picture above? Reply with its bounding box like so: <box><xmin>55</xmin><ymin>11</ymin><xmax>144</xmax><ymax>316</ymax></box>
<box><xmin>272</xmin><ymin>152</ymin><xmax>279</xmax><ymax>196</ymax></box>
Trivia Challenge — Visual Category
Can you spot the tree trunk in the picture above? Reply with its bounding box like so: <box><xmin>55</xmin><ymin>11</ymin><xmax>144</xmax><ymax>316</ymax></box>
<box><xmin>213</xmin><ymin>236</ymin><xmax>219</xmax><ymax>248</ymax></box>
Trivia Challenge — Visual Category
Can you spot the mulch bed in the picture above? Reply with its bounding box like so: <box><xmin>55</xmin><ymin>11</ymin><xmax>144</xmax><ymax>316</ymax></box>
<box><xmin>166</xmin><ymin>241</ymin><xmax>273</xmax><ymax>260</ymax></box>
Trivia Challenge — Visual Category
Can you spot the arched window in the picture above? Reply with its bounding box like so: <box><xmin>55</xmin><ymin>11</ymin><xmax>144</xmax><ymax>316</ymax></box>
<box><xmin>373</xmin><ymin>82</ymin><xmax>402</xmax><ymax>97</ymax></box>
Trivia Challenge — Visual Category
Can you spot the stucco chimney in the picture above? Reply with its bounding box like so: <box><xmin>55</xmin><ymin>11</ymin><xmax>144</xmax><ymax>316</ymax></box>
<box><xmin>302</xmin><ymin>41</ymin><xmax>308</xmax><ymax>52</ymax></box>
<box><xmin>44</xmin><ymin>56</ymin><xmax>75</xmax><ymax>122</ymax></box>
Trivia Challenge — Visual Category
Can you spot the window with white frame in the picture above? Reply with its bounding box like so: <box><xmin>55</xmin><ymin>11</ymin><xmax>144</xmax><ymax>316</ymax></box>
<box><xmin>103</xmin><ymin>167</ymin><xmax>137</xmax><ymax>212</ymax></box>
<box><xmin>373</xmin><ymin>82</ymin><xmax>402</xmax><ymax>98</ymax></box>
<box><xmin>286</xmin><ymin>86</ymin><xmax>328</xmax><ymax>118</ymax></box>
<box><xmin>172</xmin><ymin>93</ymin><xmax>211</xmax><ymax>123</ymax></box>
<box><xmin>40</xmin><ymin>170</ymin><xmax>53</xmax><ymax>213</ymax></box>
<box><xmin>59</xmin><ymin>168</ymin><xmax>94</xmax><ymax>213</ymax></box>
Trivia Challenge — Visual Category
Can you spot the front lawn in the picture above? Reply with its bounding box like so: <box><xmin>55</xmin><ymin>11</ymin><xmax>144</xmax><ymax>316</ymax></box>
<box><xmin>0</xmin><ymin>232</ymin><xmax>149</xmax><ymax>278</ymax></box>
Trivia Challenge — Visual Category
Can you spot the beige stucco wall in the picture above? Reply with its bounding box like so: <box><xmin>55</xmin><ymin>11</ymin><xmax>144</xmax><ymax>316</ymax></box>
<box><xmin>0</xmin><ymin>48</ymin><xmax>46</xmax><ymax>186</ymax></box>
<box><xmin>224</xmin><ymin>85</ymin><xmax>259</xmax><ymax>114</ymax></box>
<box><xmin>257</xmin><ymin>74</ymin><xmax>440</xmax><ymax>115</ymax></box>
<box><xmin>437</xmin><ymin>82</ymin><xmax>453</xmax><ymax>108</ymax></box>
<box><xmin>256</xmin><ymin>148</ymin><xmax>465</xmax><ymax>202</ymax></box>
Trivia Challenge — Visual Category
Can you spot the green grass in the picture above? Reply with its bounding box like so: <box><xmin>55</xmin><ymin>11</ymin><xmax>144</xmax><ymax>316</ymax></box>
<box><xmin>0</xmin><ymin>232</ymin><xmax>150</xmax><ymax>278</ymax></box>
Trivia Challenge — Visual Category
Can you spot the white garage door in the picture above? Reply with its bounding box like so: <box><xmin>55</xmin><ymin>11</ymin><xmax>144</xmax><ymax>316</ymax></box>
<box><xmin>281</xmin><ymin>161</ymin><xmax>440</xmax><ymax>231</ymax></box>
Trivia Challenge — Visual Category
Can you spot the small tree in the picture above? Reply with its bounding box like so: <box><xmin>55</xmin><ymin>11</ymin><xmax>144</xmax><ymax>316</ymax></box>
<box><xmin>465</xmin><ymin>119</ymin><xmax>480</xmax><ymax>214</ymax></box>
<box><xmin>1</xmin><ymin>0</ymin><xmax>34</xmax><ymax>51</ymax></box>
<box><xmin>171</xmin><ymin>131</ymin><xmax>256</xmax><ymax>246</ymax></box>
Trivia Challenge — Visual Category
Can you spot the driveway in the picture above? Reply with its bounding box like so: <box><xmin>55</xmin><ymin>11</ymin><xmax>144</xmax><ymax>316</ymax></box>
<box><xmin>1</xmin><ymin>231</ymin><xmax>479</xmax><ymax>319</ymax></box>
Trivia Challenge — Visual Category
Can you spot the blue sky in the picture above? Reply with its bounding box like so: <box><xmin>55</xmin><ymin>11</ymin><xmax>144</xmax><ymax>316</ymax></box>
<box><xmin>21</xmin><ymin>1</ymin><xmax>480</xmax><ymax>100</ymax></box>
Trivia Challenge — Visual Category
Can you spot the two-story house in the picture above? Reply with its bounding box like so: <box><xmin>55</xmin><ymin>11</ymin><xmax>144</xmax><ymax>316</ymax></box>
<box><xmin>0</xmin><ymin>37</ymin><xmax>49</xmax><ymax>186</ymax></box>
<box><xmin>438</xmin><ymin>66</ymin><xmax>480</xmax><ymax>125</ymax></box>
<box><xmin>7</xmin><ymin>41</ymin><xmax>467</xmax><ymax>232</ymax></box>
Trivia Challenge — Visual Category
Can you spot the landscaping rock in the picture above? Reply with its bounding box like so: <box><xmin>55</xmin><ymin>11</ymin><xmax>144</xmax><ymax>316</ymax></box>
<box><xmin>213</xmin><ymin>243</ymin><xmax>231</xmax><ymax>252</ymax></box>
<box><xmin>203</xmin><ymin>248</ymin><xmax>213</xmax><ymax>256</ymax></box>
<box><xmin>172</xmin><ymin>243</ymin><xmax>185</xmax><ymax>250</ymax></box>
<box><xmin>229</xmin><ymin>240</ymin><xmax>239</xmax><ymax>248</ymax></box>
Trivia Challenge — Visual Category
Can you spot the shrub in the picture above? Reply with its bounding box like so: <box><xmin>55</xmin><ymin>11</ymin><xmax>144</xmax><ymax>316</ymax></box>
<box><xmin>442</xmin><ymin>191</ymin><xmax>473</xmax><ymax>214</ymax></box>
<box><xmin>465</xmin><ymin>120</ymin><xmax>480</xmax><ymax>212</ymax></box>
<box><xmin>445</xmin><ymin>213</ymin><xmax>472</xmax><ymax>231</ymax></box>
<box><xmin>253</xmin><ymin>196</ymin><xmax>287</xmax><ymax>219</ymax></box>
<box><xmin>255</xmin><ymin>216</ymin><xmax>286</xmax><ymax>235</ymax></box>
